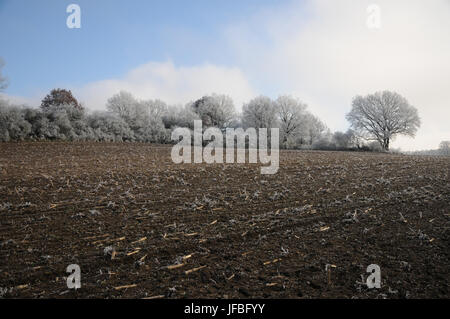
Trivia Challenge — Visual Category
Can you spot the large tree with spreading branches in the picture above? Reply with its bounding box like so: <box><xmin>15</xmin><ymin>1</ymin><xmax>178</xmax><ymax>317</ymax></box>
<box><xmin>346</xmin><ymin>91</ymin><xmax>420</xmax><ymax>151</ymax></box>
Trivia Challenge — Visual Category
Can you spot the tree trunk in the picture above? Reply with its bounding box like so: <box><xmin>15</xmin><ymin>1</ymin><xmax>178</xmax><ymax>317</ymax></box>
<box><xmin>282</xmin><ymin>135</ymin><xmax>288</xmax><ymax>149</ymax></box>
<box><xmin>383</xmin><ymin>138</ymin><xmax>390</xmax><ymax>151</ymax></box>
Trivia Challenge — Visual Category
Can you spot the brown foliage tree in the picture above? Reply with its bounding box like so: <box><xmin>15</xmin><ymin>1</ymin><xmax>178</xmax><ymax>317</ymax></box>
<box><xmin>41</xmin><ymin>89</ymin><xmax>82</xmax><ymax>110</ymax></box>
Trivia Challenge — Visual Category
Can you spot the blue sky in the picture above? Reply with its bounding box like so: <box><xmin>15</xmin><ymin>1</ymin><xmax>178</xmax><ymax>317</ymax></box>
<box><xmin>1</xmin><ymin>0</ymin><xmax>449</xmax><ymax>150</ymax></box>
<box><xmin>0</xmin><ymin>0</ymin><xmax>281</xmax><ymax>96</ymax></box>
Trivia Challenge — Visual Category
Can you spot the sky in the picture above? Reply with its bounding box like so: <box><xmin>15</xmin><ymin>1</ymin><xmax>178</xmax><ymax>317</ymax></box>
<box><xmin>0</xmin><ymin>0</ymin><xmax>449</xmax><ymax>151</ymax></box>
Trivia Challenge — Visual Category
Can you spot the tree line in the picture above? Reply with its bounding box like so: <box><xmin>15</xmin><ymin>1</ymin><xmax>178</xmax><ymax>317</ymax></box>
<box><xmin>0</xmin><ymin>58</ymin><xmax>430</xmax><ymax>152</ymax></box>
<box><xmin>407</xmin><ymin>141</ymin><xmax>450</xmax><ymax>156</ymax></box>
<box><xmin>0</xmin><ymin>89</ymin><xmax>328</xmax><ymax>148</ymax></box>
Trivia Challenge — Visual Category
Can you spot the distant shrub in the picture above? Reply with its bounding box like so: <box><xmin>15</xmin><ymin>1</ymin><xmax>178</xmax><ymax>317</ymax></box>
<box><xmin>87</xmin><ymin>112</ymin><xmax>134</xmax><ymax>142</ymax></box>
<box><xmin>0</xmin><ymin>100</ymin><xmax>31</xmax><ymax>141</ymax></box>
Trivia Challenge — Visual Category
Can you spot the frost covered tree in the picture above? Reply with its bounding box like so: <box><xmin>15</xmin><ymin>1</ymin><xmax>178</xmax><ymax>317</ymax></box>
<box><xmin>0</xmin><ymin>90</ymin><xmax>335</xmax><ymax>148</ymax></box>
<box><xmin>304</xmin><ymin>113</ymin><xmax>327</xmax><ymax>146</ymax></box>
<box><xmin>106</xmin><ymin>91</ymin><xmax>139</xmax><ymax>121</ymax></box>
<box><xmin>331</xmin><ymin>129</ymin><xmax>359</xmax><ymax>150</ymax></box>
<box><xmin>241</xmin><ymin>96</ymin><xmax>279</xmax><ymax>149</ymax></box>
<box><xmin>140</xmin><ymin>99</ymin><xmax>167</xmax><ymax>121</ymax></box>
<box><xmin>332</xmin><ymin>131</ymin><xmax>349</xmax><ymax>149</ymax></box>
<box><xmin>41</xmin><ymin>89</ymin><xmax>82</xmax><ymax>111</ymax></box>
<box><xmin>346</xmin><ymin>129</ymin><xmax>365</xmax><ymax>150</ymax></box>
<box><xmin>0</xmin><ymin>99</ymin><xmax>31</xmax><ymax>141</ymax></box>
<box><xmin>439</xmin><ymin>141</ymin><xmax>450</xmax><ymax>156</ymax></box>
<box><xmin>135</xmin><ymin>99</ymin><xmax>170</xmax><ymax>143</ymax></box>
<box><xmin>191</xmin><ymin>94</ymin><xmax>235</xmax><ymax>128</ymax></box>
<box><xmin>162</xmin><ymin>104</ymin><xmax>200</xmax><ymax>130</ymax></box>
<box><xmin>242</xmin><ymin>96</ymin><xmax>278</xmax><ymax>129</ymax></box>
<box><xmin>87</xmin><ymin>112</ymin><xmax>134</xmax><ymax>142</ymax></box>
<box><xmin>346</xmin><ymin>91</ymin><xmax>421</xmax><ymax>151</ymax></box>
<box><xmin>106</xmin><ymin>92</ymin><xmax>170</xmax><ymax>143</ymax></box>
<box><xmin>274</xmin><ymin>95</ymin><xmax>307</xmax><ymax>148</ymax></box>
<box><xmin>45</xmin><ymin>106</ymin><xmax>75</xmax><ymax>139</ymax></box>
<box><xmin>0</xmin><ymin>98</ymin><xmax>12</xmax><ymax>141</ymax></box>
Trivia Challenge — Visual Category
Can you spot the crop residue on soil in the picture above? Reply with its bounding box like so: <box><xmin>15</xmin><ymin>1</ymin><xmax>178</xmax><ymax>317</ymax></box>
<box><xmin>0</xmin><ymin>142</ymin><xmax>449</xmax><ymax>298</ymax></box>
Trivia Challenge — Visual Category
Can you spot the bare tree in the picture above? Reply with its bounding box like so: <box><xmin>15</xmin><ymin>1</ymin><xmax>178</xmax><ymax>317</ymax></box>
<box><xmin>0</xmin><ymin>58</ymin><xmax>9</xmax><ymax>91</ymax></box>
<box><xmin>346</xmin><ymin>91</ymin><xmax>420</xmax><ymax>151</ymax></box>
<box><xmin>275</xmin><ymin>95</ymin><xmax>307</xmax><ymax>148</ymax></box>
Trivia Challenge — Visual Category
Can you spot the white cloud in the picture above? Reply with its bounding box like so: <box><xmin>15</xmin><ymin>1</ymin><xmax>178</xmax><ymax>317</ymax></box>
<box><xmin>0</xmin><ymin>93</ymin><xmax>40</xmax><ymax>106</ymax></box>
<box><xmin>75</xmin><ymin>61</ymin><xmax>255</xmax><ymax>112</ymax></box>
<box><xmin>225</xmin><ymin>0</ymin><xmax>450</xmax><ymax>150</ymax></box>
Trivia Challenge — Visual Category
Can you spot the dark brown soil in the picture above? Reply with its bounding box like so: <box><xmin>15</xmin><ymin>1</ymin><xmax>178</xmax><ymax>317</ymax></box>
<box><xmin>0</xmin><ymin>142</ymin><xmax>449</xmax><ymax>298</ymax></box>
